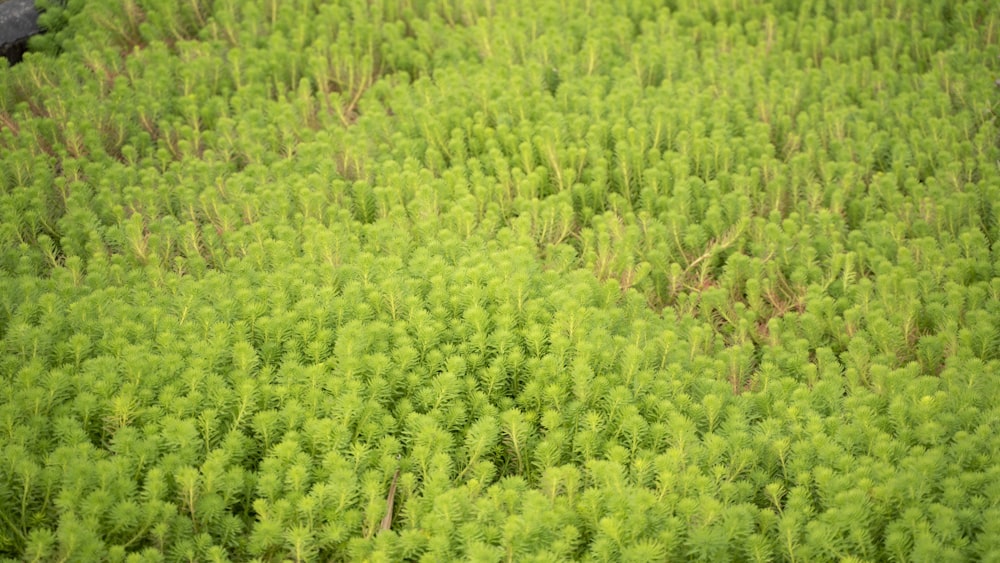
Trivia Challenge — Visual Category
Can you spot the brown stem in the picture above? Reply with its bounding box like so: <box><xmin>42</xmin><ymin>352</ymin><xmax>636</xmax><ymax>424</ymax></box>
<box><xmin>380</xmin><ymin>468</ymin><xmax>400</xmax><ymax>531</ymax></box>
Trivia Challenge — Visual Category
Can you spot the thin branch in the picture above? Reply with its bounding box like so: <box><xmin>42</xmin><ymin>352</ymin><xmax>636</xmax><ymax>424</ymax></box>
<box><xmin>380</xmin><ymin>467</ymin><xmax>400</xmax><ymax>531</ymax></box>
<box><xmin>681</xmin><ymin>219</ymin><xmax>747</xmax><ymax>280</ymax></box>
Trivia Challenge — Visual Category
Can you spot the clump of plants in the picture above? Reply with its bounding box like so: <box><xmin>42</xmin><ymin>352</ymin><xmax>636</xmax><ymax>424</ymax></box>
<box><xmin>1</xmin><ymin>0</ymin><xmax>998</xmax><ymax>560</ymax></box>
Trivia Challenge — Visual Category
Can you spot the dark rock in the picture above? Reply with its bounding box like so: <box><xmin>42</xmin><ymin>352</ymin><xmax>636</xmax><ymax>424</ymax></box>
<box><xmin>0</xmin><ymin>0</ymin><xmax>40</xmax><ymax>65</ymax></box>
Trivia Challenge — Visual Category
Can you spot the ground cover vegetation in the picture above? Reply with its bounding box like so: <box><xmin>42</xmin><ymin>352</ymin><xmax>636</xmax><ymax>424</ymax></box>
<box><xmin>1</xmin><ymin>0</ymin><xmax>998</xmax><ymax>560</ymax></box>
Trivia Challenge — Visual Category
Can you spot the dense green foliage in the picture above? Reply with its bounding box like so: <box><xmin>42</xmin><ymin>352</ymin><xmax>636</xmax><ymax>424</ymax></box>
<box><xmin>1</xmin><ymin>0</ymin><xmax>999</xmax><ymax>560</ymax></box>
